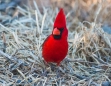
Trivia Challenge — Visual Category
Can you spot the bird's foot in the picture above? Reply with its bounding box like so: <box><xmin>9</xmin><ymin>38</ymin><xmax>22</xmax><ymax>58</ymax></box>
<box><xmin>56</xmin><ymin>66</ymin><xmax>65</xmax><ymax>78</ymax></box>
<box><xmin>42</xmin><ymin>67</ymin><xmax>51</xmax><ymax>77</ymax></box>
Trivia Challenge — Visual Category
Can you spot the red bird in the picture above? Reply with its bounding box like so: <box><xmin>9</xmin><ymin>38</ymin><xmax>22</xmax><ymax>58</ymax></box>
<box><xmin>42</xmin><ymin>8</ymin><xmax>68</xmax><ymax>66</ymax></box>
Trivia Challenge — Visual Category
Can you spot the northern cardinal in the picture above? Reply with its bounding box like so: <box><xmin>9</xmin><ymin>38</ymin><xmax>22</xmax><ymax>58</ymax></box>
<box><xmin>42</xmin><ymin>8</ymin><xmax>68</xmax><ymax>66</ymax></box>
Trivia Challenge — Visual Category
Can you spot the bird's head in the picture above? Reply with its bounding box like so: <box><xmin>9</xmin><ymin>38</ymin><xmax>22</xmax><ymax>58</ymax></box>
<box><xmin>52</xmin><ymin>8</ymin><xmax>68</xmax><ymax>40</ymax></box>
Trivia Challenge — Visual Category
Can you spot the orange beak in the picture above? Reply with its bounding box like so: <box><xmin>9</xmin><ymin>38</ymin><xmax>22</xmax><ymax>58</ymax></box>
<box><xmin>53</xmin><ymin>28</ymin><xmax>60</xmax><ymax>35</ymax></box>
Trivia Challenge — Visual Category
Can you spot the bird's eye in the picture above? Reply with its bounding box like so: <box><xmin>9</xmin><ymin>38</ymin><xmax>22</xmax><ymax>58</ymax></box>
<box><xmin>59</xmin><ymin>28</ymin><xmax>64</xmax><ymax>32</ymax></box>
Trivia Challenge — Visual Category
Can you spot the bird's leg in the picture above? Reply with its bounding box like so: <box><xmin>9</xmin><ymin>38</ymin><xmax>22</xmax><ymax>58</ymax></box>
<box><xmin>57</xmin><ymin>62</ymin><xmax>60</xmax><ymax>66</ymax></box>
<box><xmin>56</xmin><ymin>62</ymin><xmax>61</xmax><ymax>78</ymax></box>
<box><xmin>56</xmin><ymin>66</ymin><xmax>61</xmax><ymax>78</ymax></box>
<box><xmin>44</xmin><ymin>61</ymin><xmax>48</xmax><ymax>66</ymax></box>
<box><xmin>49</xmin><ymin>63</ymin><xmax>61</xmax><ymax>78</ymax></box>
<box><xmin>42</xmin><ymin>61</ymin><xmax>49</xmax><ymax>77</ymax></box>
<box><xmin>50</xmin><ymin>63</ymin><xmax>56</xmax><ymax>72</ymax></box>
<box><xmin>42</xmin><ymin>66</ymin><xmax>51</xmax><ymax>77</ymax></box>
<box><xmin>56</xmin><ymin>62</ymin><xmax>66</xmax><ymax>78</ymax></box>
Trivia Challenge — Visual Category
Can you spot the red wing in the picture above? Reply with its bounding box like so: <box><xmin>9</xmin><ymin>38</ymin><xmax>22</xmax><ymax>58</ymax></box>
<box><xmin>42</xmin><ymin>35</ymin><xmax>51</xmax><ymax>49</ymax></box>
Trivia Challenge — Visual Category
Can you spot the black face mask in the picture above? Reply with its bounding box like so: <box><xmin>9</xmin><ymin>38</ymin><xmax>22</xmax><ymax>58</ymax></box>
<box><xmin>53</xmin><ymin>28</ymin><xmax>64</xmax><ymax>40</ymax></box>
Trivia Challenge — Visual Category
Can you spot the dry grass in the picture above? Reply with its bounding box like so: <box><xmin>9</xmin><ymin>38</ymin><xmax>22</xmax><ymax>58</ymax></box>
<box><xmin>0</xmin><ymin>0</ymin><xmax>111</xmax><ymax>86</ymax></box>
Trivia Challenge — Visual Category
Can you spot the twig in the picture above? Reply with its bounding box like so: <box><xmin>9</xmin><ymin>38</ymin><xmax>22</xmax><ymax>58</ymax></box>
<box><xmin>65</xmin><ymin>58</ymin><xmax>98</xmax><ymax>64</ymax></box>
<box><xmin>2</xmin><ymin>31</ymin><xmax>6</xmax><ymax>53</ymax></box>
<box><xmin>0</xmin><ymin>50</ymin><xmax>14</xmax><ymax>62</ymax></box>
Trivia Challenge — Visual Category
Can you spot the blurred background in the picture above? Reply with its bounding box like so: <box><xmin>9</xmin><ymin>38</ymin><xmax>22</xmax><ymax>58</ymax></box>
<box><xmin>0</xmin><ymin>0</ymin><xmax>111</xmax><ymax>25</ymax></box>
